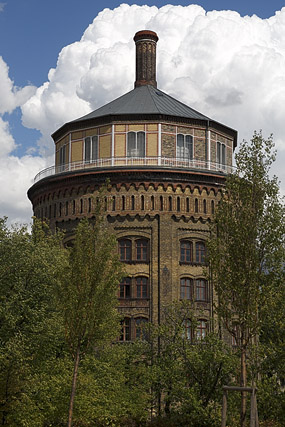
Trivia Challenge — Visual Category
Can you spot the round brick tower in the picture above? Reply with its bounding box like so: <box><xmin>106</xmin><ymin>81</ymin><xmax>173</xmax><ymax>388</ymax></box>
<box><xmin>28</xmin><ymin>30</ymin><xmax>237</xmax><ymax>341</ymax></box>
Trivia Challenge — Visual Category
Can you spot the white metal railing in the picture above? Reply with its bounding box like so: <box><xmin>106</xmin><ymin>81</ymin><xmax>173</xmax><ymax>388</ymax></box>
<box><xmin>34</xmin><ymin>157</ymin><xmax>235</xmax><ymax>183</ymax></box>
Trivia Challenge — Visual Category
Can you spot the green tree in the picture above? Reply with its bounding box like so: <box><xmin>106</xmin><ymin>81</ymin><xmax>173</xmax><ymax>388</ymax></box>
<box><xmin>147</xmin><ymin>301</ymin><xmax>237</xmax><ymax>426</ymax></box>
<box><xmin>57</xmin><ymin>207</ymin><xmax>124</xmax><ymax>426</ymax></box>
<box><xmin>207</xmin><ymin>132</ymin><xmax>285</xmax><ymax>426</ymax></box>
<box><xmin>0</xmin><ymin>218</ymin><xmax>67</xmax><ymax>425</ymax></box>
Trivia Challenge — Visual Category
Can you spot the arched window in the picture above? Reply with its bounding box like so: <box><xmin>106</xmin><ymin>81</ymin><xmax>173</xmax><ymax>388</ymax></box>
<box><xmin>180</xmin><ymin>278</ymin><xmax>192</xmax><ymax>300</ymax></box>
<box><xmin>65</xmin><ymin>201</ymin><xmax>69</xmax><ymax>216</ymax></box>
<box><xmin>84</xmin><ymin>135</ymin><xmax>98</xmax><ymax>163</ymax></box>
<box><xmin>118</xmin><ymin>239</ymin><xmax>131</xmax><ymax>262</ymax></box>
<box><xmin>169</xmin><ymin>196</ymin><xmax>172</xmax><ymax>211</ymax></box>
<box><xmin>151</xmin><ymin>195</ymin><xmax>154</xmax><ymax>210</ymax></box>
<box><xmin>120</xmin><ymin>318</ymin><xmax>131</xmax><ymax>341</ymax></box>
<box><xmin>195</xmin><ymin>241</ymin><xmax>206</xmax><ymax>264</ymax></box>
<box><xmin>131</xmin><ymin>195</ymin><xmax>135</xmax><ymax>210</ymax></box>
<box><xmin>112</xmin><ymin>196</ymin><xmax>116</xmax><ymax>211</ymax></box>
<box><xmin>127</xmin><ymin>131</ymin><xmax>145</xmax><ymax>157</ymax></box>
<box><xmin>196</xmin><ymin>320</ymin><xmax>207</xmax><ymax>340</ymax></box>
<box><xmin>59</xmin><ymin>202</ymin><xmax>62</xmax><ymax>217</ymax></box>
<box><xmin>180</xmin><ymin>241</ymin><xmax>193</xmax><ymax>263</ymax></box>
<box><xmin>160</xmin><ymin>196</ymin><xmax>163</xmax><ymax>211</ymax></box>
<box><xmin>88</xmin><ymin>198</ymin><xmax>92</xmax><ymax>213</ymax></box>
<box><xmin>195</xmin><ymin>198</ymin><xmax>199</xmax><ymax>213</ymax></box>
<box><xmin>203</xmin><ymin>199</ymin><xmax>207</xmax><ymax>214</ymax></box>
<box><xmin>141</xmin><ymin>195</ymin><xmax>144</xmax><ymax>210</ymax></box>
<box><xmin>135</xmin><ymin>317</ymin><xmax>148</xmax><ymax>340</ymax></box>
<box><xmin>119</xmin><ymin>277</ymin><xmax>131</xmax><ymax>299</ymax></box>
<box><xmin>72</xmin><ymin>200</ymin><xmax>76</xmax><ymax>215</ymax></box>
<box><xmin>195</xmin><ymin>279</ymin><xmax>207</xmax><ymax>301</ymax></box>
<box><xmin>217</xmin><ymin>141</ymin><xmax>226</xmax><ymax>169</ymax></box>
<box><xmin>211</xmin><ymin>200</ymin><xmax>215</xmax><ymax>215</ymax></box>
<box><xmin>186</xmin><ymin>197</ymin><xmax>190</xmax><ymax>213</ymax></box>
<box><xmin>135</xmin><ymin>239</ymin><xmax>148</xmax><ymax>262</ymax></box>
<box><xmin>53</xmin><ymin>204</ymin><xmax>56</xmax><ymax>218</ymax></box>
<box><xmin>136</xmin><ymin>277</ymin><xmax>148</xmax><ymax>298</ymax></box>
<box><xmin>177</xmin><ymin>196</ymin><xmax>180</xmax><ymax>212</ymax></box>
<box><xmin>177</xmin><ymin>134</ymin><xmax>193</xmax><ymax>160</ymax></box>
<box><xmin>122</xmin><ymin>195</ymin><xmax>125</xmax><ymax>211</ymax></box>
<box><xmin>80</xmin><ymin>199</ymin><xmax>83</xmax><ymax>214</ymax></box>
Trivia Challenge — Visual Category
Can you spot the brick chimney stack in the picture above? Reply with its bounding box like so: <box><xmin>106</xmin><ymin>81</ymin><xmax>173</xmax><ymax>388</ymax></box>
<box><xmin>134</xmin><ymin>30</ymin><xmax>159</xmax><ymax>88</ymax></box>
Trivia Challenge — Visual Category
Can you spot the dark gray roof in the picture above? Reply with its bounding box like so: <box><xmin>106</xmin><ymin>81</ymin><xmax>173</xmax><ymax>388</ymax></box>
<box><xmin>73</xmin><ymin>85</ymin><xmax>210</xmax><ymax>122</ymax></box>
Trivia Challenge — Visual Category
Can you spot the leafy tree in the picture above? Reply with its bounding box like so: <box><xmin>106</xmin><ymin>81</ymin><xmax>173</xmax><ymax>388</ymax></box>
<box><xmin>147</xmin><ymin>301</ymin><xmax>237</xmax><ymax>426</ymax></box>
<box><xmin>57</xmin><ymin>205</ymin><xmax>124</xmax><ymax>426</ymax></box>
<box><xmin>0</xmin><ymin>218</ymin><xmax>67</xmax><ymax>425</ymax></box>
<box><xmin>207</xmin><ymin>132</ymin><xmax>285</xmax><ymax>426</ymax></box>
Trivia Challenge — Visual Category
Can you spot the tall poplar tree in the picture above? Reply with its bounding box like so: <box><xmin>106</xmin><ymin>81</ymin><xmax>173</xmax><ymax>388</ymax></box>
<box><xmin>207</xmin><ymin>132</ymin><xmax>285</xmax><ymax>426</ymax></box>
<box><xmin>57</xmin><ymin>200</ymin><xmax>124</xmax><ymax>427</ymax></box>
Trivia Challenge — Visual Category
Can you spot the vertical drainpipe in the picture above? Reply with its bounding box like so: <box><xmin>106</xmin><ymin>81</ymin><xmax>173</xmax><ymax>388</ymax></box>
<box><xmin>111</xmin><ymin>124</ymin><xmax>115</xmax><ymax>166</ymax></box>
<box><xmin>158</xmin><ymin>123</ymin><xmax>161</xmax><ymax>165</ymax></box>
<box><xmin>157</xmin><ymin>213</ymin><xmax>161</xmax><ymax>415</ymax></box>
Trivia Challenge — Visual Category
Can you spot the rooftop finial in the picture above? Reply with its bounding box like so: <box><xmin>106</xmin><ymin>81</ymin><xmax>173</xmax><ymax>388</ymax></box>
<box><xmin>134</xmin><ymin>30</ymin><xmax>159</xmax><ymax>88</ymax></box>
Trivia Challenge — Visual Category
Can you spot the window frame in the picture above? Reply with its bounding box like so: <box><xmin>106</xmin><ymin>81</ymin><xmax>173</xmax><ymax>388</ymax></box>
<box><xmin>120</xmin><ymin>317</ymin><xmax>131</xmax><ymax>341</ymax></box>
<box><xmin>135</xmin><ymin>239</ymin><xmax>149</xmax><ymax>262</ymax></box>
<box><xmin>195</xmin><ymin>279</ymin><xmax>207</xmax><ymax>302</ymax></box>
<box><xmin>180</xmin><ymin>240</ymin><xmax>193</xmax><ymax>264</ymax></box>
<box><xmin>195</xmin><ymin>241</ymin><xmax>206</xmax><ymax>264</ymax></box>
<box><xmin>136</xmin><ymin>276</ymin><xmax>148</xmax><ymax>299</ymax></box>
<box><xmin>127</xmin><ymin>131</ymin><xmax>145</xmax><ymax>157</ymax></box>
<box><xmin>119</xmin><ymin>277</ymin><xmax>131</xmax><ymax>299</ymax></box>
<box><xmin>118</xmin><ymin>239</ymin><xmax>132</xmax><ymax>262</ymax></box>
<box><xmin>196</xmin><ymin>319</ymin><xmax>207</xmax><ymax>341</ymax></box>
<box><xmin>84</xmin><ymin>135</ymin><xmax>98</xmax><ymax>163</ymax></box>
<box><xmin>177</xmin><ymin>133</ymin><xmax>193</xmax><ymax>160</ymax></box>
<box><xmin>135</xmin><ymin>317</ymin><xmax>148</xmax><ymax>340</ymax></box>
<box><xmin>180</xmin><ymin>277</ymin><xmax>193</xmax><ymax>300</ymax></box>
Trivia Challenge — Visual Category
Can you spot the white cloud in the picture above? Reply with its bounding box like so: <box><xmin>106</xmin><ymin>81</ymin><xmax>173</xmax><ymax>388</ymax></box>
<box><xmin>0</xmin><ymin>3</ymin><xmax>5</xmax><ymax>13</ymax></box>
<box><xmin>3</xmin><ymin>3</ymin><xmax>285</xmax><ymax>224</ymax></box>
<box><xmin>0</xmin><ymin>58</ymin><xmax>44</xmax><ymax>225</ymax></box>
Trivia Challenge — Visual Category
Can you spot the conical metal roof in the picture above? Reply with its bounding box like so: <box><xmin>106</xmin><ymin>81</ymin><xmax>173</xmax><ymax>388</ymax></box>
<box><xmin>73</xmin><ymin>85</ymin><xmax>210</xmax><ymax>122</ymax></box>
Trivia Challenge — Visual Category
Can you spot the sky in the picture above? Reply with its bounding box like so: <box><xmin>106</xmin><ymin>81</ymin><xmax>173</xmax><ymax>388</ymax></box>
<box><xmin>1</xmin><ymin>0</ymin><xmax>285</xmax><ymax>225</ymax></box>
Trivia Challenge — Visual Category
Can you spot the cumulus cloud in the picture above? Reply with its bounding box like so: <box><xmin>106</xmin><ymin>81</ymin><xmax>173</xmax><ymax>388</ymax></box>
<box><xmin>3</xmin><ymin>3</ymin><xmax>285</xmax><ymax>223</ymax></box>
<box><xmin>0</xmin><ymin>58</ymin><xmax>45</xmax><ymax>225</ymax></box>
<box><xmin>0</xmin><ymin>3</ymin><xmax>5</xmax><ymax>13</ymax></box>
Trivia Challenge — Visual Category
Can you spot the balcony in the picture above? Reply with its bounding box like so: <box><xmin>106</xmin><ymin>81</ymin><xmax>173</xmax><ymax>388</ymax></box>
<box><xmin>33</xmin><ymin>157</ymin><xmax>234</xmax><ymax>183</ymax></box>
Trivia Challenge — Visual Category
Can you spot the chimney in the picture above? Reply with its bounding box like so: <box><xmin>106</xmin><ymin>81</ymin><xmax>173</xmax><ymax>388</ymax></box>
<box><xmin>134</xmin><ymin>30</ymin><xmax>159</xmax><ymax>88</ymax></box>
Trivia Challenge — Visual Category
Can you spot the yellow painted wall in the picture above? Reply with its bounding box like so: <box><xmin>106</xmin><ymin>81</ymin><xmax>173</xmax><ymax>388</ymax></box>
<box><xmin>147</xmin><ymin>133</ymin><xmax>158</xmax><ymax>156</ymax></box>
<box><xmin>99</xmin><ymin>125</ymin><xmax>112</xmax><ymax>135</ymax></box>
<box><xmin>71</xmin><ymin>140</ymin><xmax>83</xmax><ymax>162</ymax></box>
<box><xmin>115</xmin><ymin>134</ymin><xmax>126</xmax><ymax>157</ymax></box>
<box><xmin>115</xmin><ymin>124</ymin><xmax>126</xmax><ymax>132</ymax></box>
<box><xmin>71</xmin><ymin>131</ymin><xmax>83</xmax><ymax>140</ymax></box>
<box><xmin>128</xmin><ymin>124</ymin><xmax>144</xmax><ymax>131</ymax></box>
<box><xmin>100</xmin><ymin>135</ymin><xmax>111</xmax><ymax>158</ymax></box>
<box><xmin>147</xmin><ymin>124</ymin><xmax>158</xmax><ymax>131</ymax></box>
<box><xmin>86</xmin><ymin>128</ymin><xmax>98</xmax><ymax>137</ymax></box>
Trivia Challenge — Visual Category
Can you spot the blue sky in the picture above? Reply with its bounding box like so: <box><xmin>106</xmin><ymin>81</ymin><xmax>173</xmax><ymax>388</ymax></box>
<box><xmin>0</xmin><ymin>1</ymin><xmax>285</xmax><ymax>223</ymax></box>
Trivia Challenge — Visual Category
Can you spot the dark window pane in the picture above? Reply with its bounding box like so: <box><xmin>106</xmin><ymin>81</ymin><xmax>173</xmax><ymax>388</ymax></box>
<box><xmin>119</xmin><ymin>240</ymin><xmax>131</xmax><ymax>261</ymax></box>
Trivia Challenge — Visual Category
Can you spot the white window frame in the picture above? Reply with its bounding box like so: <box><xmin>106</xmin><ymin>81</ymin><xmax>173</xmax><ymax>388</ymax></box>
<box><xmin>84</xmin><ymin>135</ymin><xmax>98</xmax><ymax>163</ymax></box>
<box><xmin>177</xmin><ymin>134</ymin><xmax>193</xmax><ymax>160</ymax></box>
<box><xmin>127</xmin><ymin>131</ymin><xmax>145</xmax><ymax>157</ymax></box>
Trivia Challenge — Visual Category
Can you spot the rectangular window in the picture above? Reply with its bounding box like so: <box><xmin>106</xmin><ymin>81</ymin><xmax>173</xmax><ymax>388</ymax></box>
<box><xmin>136</xmin><ymin>277</ymin><xmax>148</xmax><ymax>298</ymax></box>
<box><xmin>136</xmin><ymin>239</ymin><xmax>148</xmax><ymax>261</ymax></box>
<box><xmin>119</xmin><ymin>278</ymin><xmax>131</xmax><ymax>298</ymax></box>
<box><xmin>180</xmin><ymin>278</ymin><xmax>192</xmax><ymax>300</ymax></box>
<box><xmin>195</xmin><ymin>279</ymin><xmax>207</xmax><ymax>301</ymax></box>
<box><xmin>195</xmin><ymin>242</ymin><xmax>205</xmax><ymax>264</ymax></box>
<box><xmin>119</xmin><ymin>240</ymin><xmax>131</xmax><ymax>262</ymax></box>
<box><xmin>180</xmin><ymin>241</ymin><xmax>192</xmax><ymax>263</ymax></box>
<box><xmin>85</xmin><ymin>136</ymin><xmax>98</xmax><ymax>162</ymax></box>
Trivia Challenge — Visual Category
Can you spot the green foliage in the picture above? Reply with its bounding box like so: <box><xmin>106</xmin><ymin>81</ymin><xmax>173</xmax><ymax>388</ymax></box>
<box><xmin>58</xmin><ymin>216</ymin><xmax>124</xmax><ymax>357</ymax></box>
<box><xmin>146</xmin><ymin>302</ymin><xmax>238</xmax><ymax>426</ymax></box>
<box><xmin>0</xmin><ymin>218</ymin><xmax>68</xmax><ymax>425</ymax></box>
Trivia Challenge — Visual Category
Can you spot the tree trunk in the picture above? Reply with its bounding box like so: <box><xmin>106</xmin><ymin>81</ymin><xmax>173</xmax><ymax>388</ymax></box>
<box><xmin>240</xmin><ymin>346</ymin><xmax>247</xmax><ymax>427</ymax></box>
<box><xmin>67</xmin><ymin>346</ymin><xmax>80</xmax><ymax>427</ymax></box>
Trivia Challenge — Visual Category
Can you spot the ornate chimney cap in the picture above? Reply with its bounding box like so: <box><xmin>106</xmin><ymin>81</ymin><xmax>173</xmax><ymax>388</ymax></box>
<box><xmin>134</xmin><ymin>30</ymin><xmax>159</xmax><ymax>43</ymax></box>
